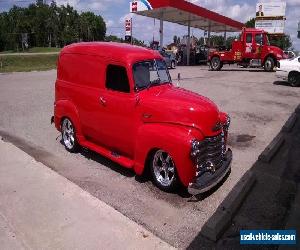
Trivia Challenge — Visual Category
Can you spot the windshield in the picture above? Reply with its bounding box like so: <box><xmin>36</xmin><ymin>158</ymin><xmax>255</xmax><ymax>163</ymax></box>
<box><xmin>133</xmin><ymin>59</ymin><xmax>171</xmax><ymax>90</ymax></box>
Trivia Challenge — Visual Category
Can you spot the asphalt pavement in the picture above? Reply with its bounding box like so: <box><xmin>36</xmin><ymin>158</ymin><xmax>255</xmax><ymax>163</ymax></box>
<box><xmin>0</xmin><ymin>66</ymin><xmax>300</xmax><ymax>248</ymax></box>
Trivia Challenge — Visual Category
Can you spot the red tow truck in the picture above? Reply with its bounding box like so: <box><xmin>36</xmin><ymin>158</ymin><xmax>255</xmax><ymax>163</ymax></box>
<box><xmin>208</xmin><ymin>28</ymin><xmax>287</xmax><ymax>72</ymax></box>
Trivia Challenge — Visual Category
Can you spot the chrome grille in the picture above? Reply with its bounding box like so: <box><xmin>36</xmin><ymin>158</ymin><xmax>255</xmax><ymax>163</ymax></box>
<box><xmin>191</xmin><ymin>133</ymin><xmax>225</xmax><ymax>175</ymax></box>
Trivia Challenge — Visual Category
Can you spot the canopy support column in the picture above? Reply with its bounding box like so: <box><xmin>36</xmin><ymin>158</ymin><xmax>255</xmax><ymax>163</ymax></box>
<box><xmin>187</xmin><ymin>20</ymin><xmax>191</xmax><ymax>66</ymax></box>
<box><xmin>207</xmin><ymin>24</ymin><xmax>211</xmax><ymax>47</ymax></box>
<box><xmin>160</xmin><ymin>16</ymin><xmax>164</xmax><ymax>49</ymax></box>
<box><xmin>224</xmin><ymin>30</ymin><xmax>227</xmax><ymax>46</ymax></box>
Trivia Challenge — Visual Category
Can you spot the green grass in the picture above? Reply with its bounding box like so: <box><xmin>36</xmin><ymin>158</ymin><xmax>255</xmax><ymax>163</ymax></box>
<box><xmin>0</xmin><ymin>54</ymin><xmax>58</xmax><ymax>72</ymax></box>
<box><xmin>0</xmin><ymin>47</ymin><xmax>61</xmax><ymax>54</ymax></box>
<box><xmin>27</xmin><ymin>47</ymin><xmax>61</xmax><ymax>53</ymax></box>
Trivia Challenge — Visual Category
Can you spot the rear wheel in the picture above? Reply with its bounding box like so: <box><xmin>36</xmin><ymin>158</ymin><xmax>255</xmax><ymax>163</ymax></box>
<box><xmin>150</xmin><ymin>150</ymin><xmax>179</xmax><ymax>192</ymax></box>
<box><xmin>264</xmin><ymin>57</ymin><xmax>275</xmax><ymax>72</ymax></box>
<box><xmin>211</xmin><ymin>57</ymin><xmax>222</xmax><ymax>71</ymax></box>
<box><xmin>288</xmin><ymin>72</ymin><xmax>300</xmax><ymax>87</ymax></box>
<box><xmin>61</xmin><ymin>118</ymin><xmax>80</xmax><ymax>153</ymax></box>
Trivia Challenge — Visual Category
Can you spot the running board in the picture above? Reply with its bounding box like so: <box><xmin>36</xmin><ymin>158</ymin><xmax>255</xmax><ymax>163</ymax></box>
<box><xmin>80</xmin><ymin>141</ymin><xmax>134</xmax><ymax>169</ymax></box>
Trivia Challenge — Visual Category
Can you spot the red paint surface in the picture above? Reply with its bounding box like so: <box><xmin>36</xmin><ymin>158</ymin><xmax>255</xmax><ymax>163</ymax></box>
<box><xmin>54</xmin><ymin>42</ymin><xmax>229</xmax><ymax>187</ymax></box>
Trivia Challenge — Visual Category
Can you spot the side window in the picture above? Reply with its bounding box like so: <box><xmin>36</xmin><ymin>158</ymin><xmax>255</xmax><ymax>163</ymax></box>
<box><xmin>255</xmin><ymin>34</ymin><xmax>264</xmax><ymax>45</ymax></box>
<box><xmin>106</xmin><ymin>65</ymin><xmax>130</xmax><ymax>93</ymax></box>
<box><xmin>246</xmin><ymin>33</ymin><xmax>252</xmax><ymax>43</ymax></box>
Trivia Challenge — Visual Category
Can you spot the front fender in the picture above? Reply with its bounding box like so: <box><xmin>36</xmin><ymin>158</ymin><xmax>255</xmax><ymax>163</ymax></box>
<box><xmin>263</xmin><ymin>54</ymin><xmax>277</xmax><ymax>64</ymax></box>
<box><xmin>54</xmin><ymin>99</ymin><xmax>84</xmax><ymax>143</ymax></box>
<box><xmin>133</xmin><ymin>123</ymin><xmax>204</xmax><ymax>187</ymax></box>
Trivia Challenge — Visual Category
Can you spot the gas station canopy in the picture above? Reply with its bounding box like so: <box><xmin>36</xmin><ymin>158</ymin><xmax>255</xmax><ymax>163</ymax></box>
<box><xmin>130</xmin><ymin>0</ymin><xmax>244</xmax><ymax>32</ymax></box>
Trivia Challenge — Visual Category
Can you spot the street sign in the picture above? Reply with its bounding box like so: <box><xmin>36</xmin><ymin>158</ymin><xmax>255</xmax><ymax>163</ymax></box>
<box><xmin>125</xmin><ymin>18</ymin><xmax>132</xmax><ymax>36</ymax></box>
<box><xmin>130</xmin><ymin>1</ymin><xmax>153</xmax><ymax>13</ymax></box>
<box><xmin>125</xmin><ymin>18</ymin><xmax>132</xmax><ymax>43</ymax></box>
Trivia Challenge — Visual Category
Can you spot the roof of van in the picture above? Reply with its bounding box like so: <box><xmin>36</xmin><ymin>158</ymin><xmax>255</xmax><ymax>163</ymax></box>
<box><xmin>61</xmin><ymin>42</ymin><xmax>162</xmax><ymax>64</ymax></box>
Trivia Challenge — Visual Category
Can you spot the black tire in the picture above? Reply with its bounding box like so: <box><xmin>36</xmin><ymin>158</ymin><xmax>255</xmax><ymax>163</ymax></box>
<box><xmin>210</xmin><ymin>57</ymin><xmax>222</xmax><ymax>71</ymax></box>
<box><xmin>171</xmin><ymin>60</ymin><xmax>176</xmax><ymax>69</ymax></box>
<box><xmin>61</xmin><ymin>117</ymin><xmax>80</xmax><ymax>153</ymax></box>
<box><xmin>264</xmin><ymin>57</ymin><xmax>275</xmax><ymax>72</ymax></box>
<box><xmin>288</xmin><ymin>72</ymin><xmax>300</xmax><ymax>87</ymax></box>
<box><xmin>150</xmin><ymin>150</ymin><xmax>179</xmax><ymax>192</ymax></box>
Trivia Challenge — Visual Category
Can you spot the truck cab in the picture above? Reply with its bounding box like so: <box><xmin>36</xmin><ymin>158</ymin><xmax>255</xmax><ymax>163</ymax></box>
<box><xmin>209</xmin><ymin>28</ymin><xmax>286</xmax><ymax>72</ymax></box>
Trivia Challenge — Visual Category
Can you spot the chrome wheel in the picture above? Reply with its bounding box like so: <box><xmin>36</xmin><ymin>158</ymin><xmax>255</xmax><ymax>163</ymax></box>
<box><xmin>211</xmin><ymin>57</ymin><xmax>222</xmax><ymax>71</ymax></box>
<box><xmin>62</xmin><ymin>118</ymin><xmax>76</xmax><ymax>150</ymax></box>
<box><xmin>152</xmin><ymin>150</ymin><xmax>176</xmax><ymax>187</ymax></box>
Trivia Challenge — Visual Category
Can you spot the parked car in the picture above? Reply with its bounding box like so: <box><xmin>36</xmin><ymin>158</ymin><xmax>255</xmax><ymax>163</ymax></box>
<box><xmin>195</xmin><ymin>45</ymin><xmax>210</xmax><ymax>64</ymax></box>
<box><xmin>159</xmin><ymin>50</ymin><xmax>177</xmax><ymax>69</ymax></box>
<box><xmin>276</xmin><ymin>56</ymin><xmax>300</xmax><ymax>87</ymax></box>
<box><xmin>283</xmin><ymin>50</ymin><xmax>296</xmax><ymax>59</ymax></box>
<box><xmin>52</xmin><ymin>42</ymin><xmax>232</xmax><ymax>195</ymax></box>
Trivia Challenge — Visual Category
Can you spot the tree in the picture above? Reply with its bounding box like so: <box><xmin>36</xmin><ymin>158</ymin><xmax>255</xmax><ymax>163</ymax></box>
<box><xmin>105</xmin><ymin>35</ymin><xmax>122</xmax><ymax>42</ymax></box>
<box><xmin>80</xmin><ymin>12</ymin><xmax>106</xmax><ymax>42</ymax></box>
<box><xmin>269</xmin><ymin>34</ymin><xmax>293</xmax><ymax>50</ymax></box>
<box><xmin>173</xmin><ymin>35</ymin><xmax>180</xmax><ymax>45</ymax></box>
<box><xmin>0</xmin><ymin>1</ymin><xmax>107</xmax><ymax>51</ymax></box>
<box><xmin>245</xmin><ymin>18</ymin><xmax>255</xmax><ymax>28</ymax></box>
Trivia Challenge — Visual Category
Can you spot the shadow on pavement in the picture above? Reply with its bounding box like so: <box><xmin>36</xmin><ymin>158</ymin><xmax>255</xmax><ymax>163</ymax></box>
<box><xmin>273</xmin><ymin>80</ymin><xmax>291</xmax><ymax>87</ymax></box>
<box><xmin>214</xmin><ymin>69</ymin><xmax>266</xmax><ymax>72</ymax></box>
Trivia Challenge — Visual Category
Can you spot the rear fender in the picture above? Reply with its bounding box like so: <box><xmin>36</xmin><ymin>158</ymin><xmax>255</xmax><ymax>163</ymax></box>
<box><xmin>133</xmin><ymin>123</ymin><xmax>204</xmax><ymax>187</ymax></box>
<box><xmin>54</xmin><ymin>100</ymin><xmax>84</xmax><ymax>143</ymax></box>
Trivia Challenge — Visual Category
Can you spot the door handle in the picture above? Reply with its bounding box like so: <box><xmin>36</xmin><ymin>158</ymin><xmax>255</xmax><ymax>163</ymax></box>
<box><xmin>100</xmin><ymin>97</ymin><xmax>106</xmax><ymax>106</ymax></box>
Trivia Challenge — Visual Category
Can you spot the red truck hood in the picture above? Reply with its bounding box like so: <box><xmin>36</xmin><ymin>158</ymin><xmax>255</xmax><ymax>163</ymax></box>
<box><xmin>138</xmin><ymin>84</ymin><xmax>221</xmax><ymax>137</ymax></box>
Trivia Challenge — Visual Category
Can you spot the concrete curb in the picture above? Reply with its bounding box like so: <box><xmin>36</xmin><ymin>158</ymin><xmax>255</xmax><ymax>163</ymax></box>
<box><xmin>201</xmin><ymin>170</ymin><xmax>256</xmax><ymax>241</ymax></box>
<box><xmin>281</xmin><ymin>113</ymin><xmax>297</xmax><ymax>133</ymax></box>
<box><xmin>258</xmin><ymin>133</ymin><xmax>285</xmax><ymax>163</ymax></box>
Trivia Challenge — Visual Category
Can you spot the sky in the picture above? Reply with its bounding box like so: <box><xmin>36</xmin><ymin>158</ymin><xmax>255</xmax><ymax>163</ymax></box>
<box><xmin>0</xmin><ymin>0</ymin><xmax>299</xmax><ymax>50</ymax></box>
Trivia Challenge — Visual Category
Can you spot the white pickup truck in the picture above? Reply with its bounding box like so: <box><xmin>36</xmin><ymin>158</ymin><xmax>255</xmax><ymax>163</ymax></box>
<box><xmin>276</xmin><ymin>56</ymin><xmax>300</xmax><ymax>87</ymax></box>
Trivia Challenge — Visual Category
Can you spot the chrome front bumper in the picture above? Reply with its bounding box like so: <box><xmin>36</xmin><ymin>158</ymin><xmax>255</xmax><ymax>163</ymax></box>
<box><xmin>188</xmin><ymin>149</ymin><xmax>232</xmax><ymax>195</ymax></box>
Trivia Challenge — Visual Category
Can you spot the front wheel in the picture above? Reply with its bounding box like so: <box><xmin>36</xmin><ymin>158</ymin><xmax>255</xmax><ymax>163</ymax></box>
<box><xmin>150</xmin><ymin>150</ymin><xmax>179</xmax><ymax>192</ymax></box>
<box><xmin>288</xmin><ymin>72</ymin><xmax>300</xmax><ymax>87</ymax></box>
<box><xmin>61</xmin><ymin>118</ymin><xmax>80</xmax><ymax>153</ymax></box>
<box><xmin>264</xmin><ymin>57</ymin><xmax>275</xmax><ymax>72</ymax></box>
<box><xmin>210</xmin><ymin>57</ymin><xmax>222</xmax><ymax>71</ymax></box>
